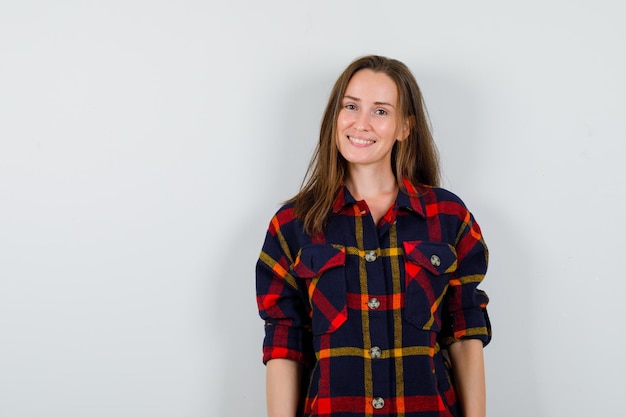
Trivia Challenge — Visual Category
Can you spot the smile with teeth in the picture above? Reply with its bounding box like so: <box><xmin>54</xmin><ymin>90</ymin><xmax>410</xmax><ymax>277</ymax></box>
<box><xmin>348</xmin><ymin>136</ymin><xmax>375</xmax><ymax>146</ymax></box>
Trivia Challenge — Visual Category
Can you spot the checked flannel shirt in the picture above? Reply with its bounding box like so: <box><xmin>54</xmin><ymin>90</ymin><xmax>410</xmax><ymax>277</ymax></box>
<box><xmin>256</xmin><ymin>179</ymin><xmax>491</xmax><ymax>417</ymax></box>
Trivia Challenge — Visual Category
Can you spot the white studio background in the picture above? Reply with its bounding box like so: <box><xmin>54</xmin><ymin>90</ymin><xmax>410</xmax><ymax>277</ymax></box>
<box><xmin>0</xmin><ymin>1</ymin><xmax>624</xmax><ymax>416</ymax></box>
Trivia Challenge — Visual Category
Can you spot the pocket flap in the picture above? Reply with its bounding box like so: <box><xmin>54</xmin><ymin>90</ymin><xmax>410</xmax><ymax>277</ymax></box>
<box><xmin>291</xmin><ymin>244</ymin><xmax>346</xmax><ymax>278</ymax></box>
<box><xmin>403</xmin><ymin>241</ymin><xmax>457</xmax><ymax>276</ymax></box>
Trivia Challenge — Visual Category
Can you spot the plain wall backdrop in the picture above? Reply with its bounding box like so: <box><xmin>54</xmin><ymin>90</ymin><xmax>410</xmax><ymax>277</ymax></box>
<box><xmin>1</xmin><ymin>1</ymin><xmax>624</xmax><ymax>416</ymax></box>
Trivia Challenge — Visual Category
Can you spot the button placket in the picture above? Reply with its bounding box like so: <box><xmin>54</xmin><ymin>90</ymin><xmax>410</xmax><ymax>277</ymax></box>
<box><xmin>364</xmin><ymin>246</ymin><xmax>384</xmax><ymax>411</ymax></box>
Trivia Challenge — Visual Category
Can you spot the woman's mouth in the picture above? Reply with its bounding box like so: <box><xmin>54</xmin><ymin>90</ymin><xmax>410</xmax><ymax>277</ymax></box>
<box><xmin>348</xmin><ymin>136</ymin><xmax>375</xmax><ymax>146</ymax></box>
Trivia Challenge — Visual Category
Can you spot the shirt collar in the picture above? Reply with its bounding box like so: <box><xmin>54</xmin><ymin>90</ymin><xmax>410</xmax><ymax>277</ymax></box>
<box><xmin>331</xmin><ymin>178</ymin><xmax>426</xmax><ymax>218</ymax></box>
<box><xmin>331</xmin><ymin>185</ymin><xmax>357</xmax><ymax>214</ymax></box>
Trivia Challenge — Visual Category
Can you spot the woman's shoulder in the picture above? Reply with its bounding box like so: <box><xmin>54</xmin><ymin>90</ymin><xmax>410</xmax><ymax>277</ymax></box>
<box><xmin>409</xmin><ymin>182</ymin><xmax>468</xmax><ymax>208</ymax></box>
<box><xmin>429</xmin><ymin>186</ymin><xmax>467</xmax><ymax>206</ymax></box>
<box><xmin>264</xmin><ymin>200</ymin><xmax>308</xmax><ymax>238</ymax></box>
<box><xmin>268</xmin><ymin>200</ymin><xmax>298</xmax><ymax>223</ymax></box>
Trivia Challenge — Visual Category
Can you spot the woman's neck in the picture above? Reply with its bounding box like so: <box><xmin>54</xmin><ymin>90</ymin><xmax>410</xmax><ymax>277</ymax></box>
<box><xmin>345</xmin><ymin>166</ymin><xmax>398</xmax><ymax>225</ymax></box>
<box><xmin>344</xmin><ymin>165</ymin><xmax>397</xmax><ymax>201</ymax></box>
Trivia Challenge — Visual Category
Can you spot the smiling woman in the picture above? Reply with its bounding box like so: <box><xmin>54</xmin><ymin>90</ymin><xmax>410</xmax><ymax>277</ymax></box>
<box><xmin>337</xmin><ymin>70</ymin><xmax>410</xmax><ymax>178</ymax></box>
<box><xmin>255</xmin><ymin>55</ymin><xmax>491</xmax><ymax>417</ymax></box>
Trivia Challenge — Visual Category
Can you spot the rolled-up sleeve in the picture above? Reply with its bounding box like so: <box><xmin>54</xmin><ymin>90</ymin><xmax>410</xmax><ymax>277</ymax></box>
<box><xmin>440</xmin><ymin>209</ymin><xmax>491</xmax><ymax>347</ymax></box>
<box><xmin>256</xmin><ymin>216</ymin><xmax>313</xmax><ymax>366</ymax></box>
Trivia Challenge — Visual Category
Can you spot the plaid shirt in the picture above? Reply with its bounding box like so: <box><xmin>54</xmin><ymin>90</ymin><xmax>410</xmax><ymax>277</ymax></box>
<box><xmin>256</xmin><ymin>179</ymin><xmax>491</xmax><ymax>417</ymax></box>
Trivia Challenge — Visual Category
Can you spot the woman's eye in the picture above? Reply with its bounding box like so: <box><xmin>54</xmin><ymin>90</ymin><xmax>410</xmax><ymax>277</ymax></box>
<box><xmin>375</xmin><ymin>109</ymin><xmax>388</xmax><ymax>116</ymax></box>
<box><xmin>345</xmin><ymin>104</ymin><xmax>356</xmax><ymax>110</ymax></box>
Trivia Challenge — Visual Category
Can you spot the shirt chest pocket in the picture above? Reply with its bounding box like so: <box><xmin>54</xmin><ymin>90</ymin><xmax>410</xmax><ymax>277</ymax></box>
<box><xmin>403</xmin><ymin>241</ymin><xmax>457</xmax><ymax>332</ymax></box>
<box><xmin>291</xmin><ymin>244</ymin><xmax>347</xmax><ymax>335</ymax></box>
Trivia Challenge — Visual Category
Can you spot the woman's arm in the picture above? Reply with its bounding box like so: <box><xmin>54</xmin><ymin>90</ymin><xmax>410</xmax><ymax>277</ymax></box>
<box><xmin>448</xmin><ymin>339</ymin><xmax>486</xmax><ymax>417</ymax></box>
<box><xmin>266</xmin><ymin>358</ymin><xmax>302</xmax><ymax>417</ymax></box>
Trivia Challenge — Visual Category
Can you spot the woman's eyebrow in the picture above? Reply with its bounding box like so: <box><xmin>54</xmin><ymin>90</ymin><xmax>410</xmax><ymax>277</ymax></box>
<box><xmin>343</xmin><ymin>95</ymin><xmax>395</xmax><ymax>108</ymax></box>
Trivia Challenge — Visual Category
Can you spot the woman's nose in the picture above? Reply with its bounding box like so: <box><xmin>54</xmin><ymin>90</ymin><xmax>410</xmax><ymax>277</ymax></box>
<box><xmin>355</xmin><ymin>110</ymin><xmax>371</xmax><ymax>131</ymax></box>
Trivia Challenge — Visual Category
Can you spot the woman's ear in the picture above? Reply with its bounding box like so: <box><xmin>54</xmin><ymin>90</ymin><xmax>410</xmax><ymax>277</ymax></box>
<box><xmin>397</xmin><ymin>116</ymin><xmax>415</xmax><ymax>141</ymax></box>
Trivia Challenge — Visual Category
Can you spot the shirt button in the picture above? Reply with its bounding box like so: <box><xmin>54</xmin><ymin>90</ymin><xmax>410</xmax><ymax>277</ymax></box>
<box><xmin>365</xmin><ymin>250</ymin><xmax>377</xmax><ymax>262</ymax></box>
<box><xmin>430</xmin><ymin>254</ymin><xmax>441</xmax><ymax>267</ymax></box>
<box><xmin>372</xmin><ymin>397</ymin><xmax>385</xmax><ymax>409</ymax></box>
<box><xmin>370</xmin><ymin>346</ymin><xmax>382</xmax><ymax>359</ymax></box>
<box><xmin>367</xmin><ymin>297</ymin><xmax>380</xmax><ymax>310</ymax></box>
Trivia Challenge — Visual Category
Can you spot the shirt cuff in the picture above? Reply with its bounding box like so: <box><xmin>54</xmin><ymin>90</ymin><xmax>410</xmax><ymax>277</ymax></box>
<box><xmin>262</xmin><ymin>323</ymin><xmax>314</xmax><ymax>366</ymax></box>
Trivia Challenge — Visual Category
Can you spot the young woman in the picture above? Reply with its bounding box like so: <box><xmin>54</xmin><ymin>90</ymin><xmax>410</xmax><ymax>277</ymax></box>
<box><xmin>256</xmin><ymin>55</ymin><xmax>491</xmax><ymax>417</ymax></box>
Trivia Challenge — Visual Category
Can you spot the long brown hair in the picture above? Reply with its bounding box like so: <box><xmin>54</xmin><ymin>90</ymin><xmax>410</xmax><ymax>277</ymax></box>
<box><xmin>289</xmin><ymin>55</ymin><xmax>440</xmax><ymax>235</ymax></box>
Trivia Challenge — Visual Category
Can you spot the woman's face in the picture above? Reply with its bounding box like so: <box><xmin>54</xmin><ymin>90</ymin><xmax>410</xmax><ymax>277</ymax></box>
<box><xmin>336</xmin><ymin>69</ymin><xmax>409</xmax><ymax>172</ymax></box>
